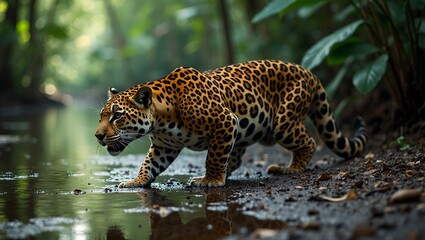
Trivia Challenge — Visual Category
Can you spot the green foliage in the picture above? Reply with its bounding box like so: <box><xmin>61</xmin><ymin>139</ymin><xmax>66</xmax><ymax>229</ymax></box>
<box><xmin>254</xmin><ymin>0</ymin><xmax>425</xmax><ymax>122</ymax></box>
<box><xmin>389</xmin><ymin>136</ymin><xmax>412</xmax><ymax>152</ymax></box>
<box><xmin>301</xmin><ymin>20</ymin><xmax>364</xmax><ymax>70</ymax></box>
<box><xmin>353</xmin><ymin>54</ymin><xmax>388</xmax><ymax>94</ymax></box>
<box><xmin>252</xmin><ymin>0</ymin><xmax>296</xmax><ymax>23</ymax></box>
<box><xmin>326</xmin><ymin>38</ymin><xmax>379</xmax><ymax>66</ymax></box>
<box><xmin>252</xmin><ymin>0</ymin><xmax>320</xmax><ymax>23</ymax></box>
<box><xmin>44</xmin><ymin>24</ymin><xmax>68</xmax><ymax>39</ymax></box>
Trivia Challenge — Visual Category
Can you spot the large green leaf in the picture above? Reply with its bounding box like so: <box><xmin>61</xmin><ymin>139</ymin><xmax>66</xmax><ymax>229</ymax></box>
<box><xmin>252</xmin><ymin>0</ymin><xmax>296</xmax><ymax>23</ymax></box>
<box><xmin>252</xmin><ymin>0</ymin><xmax>324</xmax><ymax>23</ymax></box>
<box><xmin>353</xmin><ymin>54</ymin><xmax>388</xmax><ymax>94</ymax></box>
<box><xmin>327</xmin><ymin>38</ymin><xmax>379</xmax><ymax>65</ymax></box>
<box><xmin>301</xmin><ymin>20</ymin><xmax>364</xmax><ymax>70</ymax></box>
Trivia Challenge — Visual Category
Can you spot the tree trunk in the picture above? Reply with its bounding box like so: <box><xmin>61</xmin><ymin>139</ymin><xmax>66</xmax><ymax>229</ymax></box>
<box><xmin>218</xmin><ymin>0</ymin><xmax>234</xmax><ymax>65</ymax></box>
<box><xmin>103</xmin><ymin>0</ymin><xmax>133</xmax><ymax>82</ymax></box>
<box><xmin>25</xmin><ymin>0</ymin><xmax>60</xmax><ymax>103</ymax></box>
<box><xmin>0</xmin><ymin>0</ymin><xmax>19</xmax><ymax>92</ymax></box>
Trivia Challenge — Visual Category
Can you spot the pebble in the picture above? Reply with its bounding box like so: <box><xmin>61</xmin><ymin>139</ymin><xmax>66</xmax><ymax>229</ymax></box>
<box><xmin>73</xmin><ymin>189</ymin><xmax>86</xmax><ymax>195</ymax></box>
<box><xmin>307</xmin><ymin>208</ymin><xmax>319</xmax><ymax>215</ymax></box>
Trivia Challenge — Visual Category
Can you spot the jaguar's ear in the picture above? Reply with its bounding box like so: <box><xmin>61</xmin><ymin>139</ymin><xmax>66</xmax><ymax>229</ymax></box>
<box><xmin>131</xmin><ymin>86</ymin><xmax>152</xmax><ymax>108</ymax></box>
<box><xmin>108</xmin><ymin>87</ymin><xmax>119</xmax><ymax>100</ymax></box>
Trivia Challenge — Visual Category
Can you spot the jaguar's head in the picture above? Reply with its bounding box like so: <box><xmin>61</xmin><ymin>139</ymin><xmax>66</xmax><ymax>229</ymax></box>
<box><xmin>95</xmin><ymin>86</ymin><xmax>153</xmax><ymax>156</ymax></box>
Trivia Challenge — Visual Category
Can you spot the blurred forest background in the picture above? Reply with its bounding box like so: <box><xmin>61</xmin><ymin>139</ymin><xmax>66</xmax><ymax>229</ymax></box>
<box><xmin>0</xmin><ymin>0</ymin><xmax>424</xmax><ymax>130</ymax></box>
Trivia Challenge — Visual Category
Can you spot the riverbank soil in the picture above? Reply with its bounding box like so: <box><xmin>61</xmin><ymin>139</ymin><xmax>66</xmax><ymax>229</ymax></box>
<box><xmin>172</xmin><ymin>121</ymin><xmax>425</xmax><ymax>240</ymax></box>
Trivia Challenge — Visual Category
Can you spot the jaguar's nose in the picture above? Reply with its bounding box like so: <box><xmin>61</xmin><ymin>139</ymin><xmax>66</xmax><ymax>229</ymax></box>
<box><xmin>95</xmin><ymin>133</ymin><xmax>106</xmax><ymax>141</ymax></box>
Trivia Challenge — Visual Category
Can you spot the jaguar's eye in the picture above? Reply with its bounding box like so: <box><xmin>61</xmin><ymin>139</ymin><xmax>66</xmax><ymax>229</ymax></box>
<box><xmin>114</xmin><ymin>112</ymin><xmax>123</xmax><ymax>119</ymax></box>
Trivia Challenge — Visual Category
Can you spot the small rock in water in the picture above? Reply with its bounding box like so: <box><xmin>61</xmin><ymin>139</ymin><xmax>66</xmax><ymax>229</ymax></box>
<box><xmin>166</xmin><ymin>178</ymin><xmax>178</xmax><ymax>185</ymax></box>
<box><xmin>73</xmin><ymin>189</ymin><xmax>86</xmax><ymax>195</ymax></box>
<box><xmin>307</xmin><ymin>208</ymin><xmax>319</xmax><ymax>215</ymax></box>
<box><xmin>104</xmin><ymin>188</ymin><xmax>113</xmax><ymax>193</ymax></box>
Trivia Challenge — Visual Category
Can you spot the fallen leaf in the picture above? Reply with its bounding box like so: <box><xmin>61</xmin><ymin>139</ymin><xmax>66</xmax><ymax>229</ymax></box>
<box><xmin>300</xmin><ymin>221</ymin><xmax>320</xmax><ymax>230</ymax></box>
<box><xmin>337</xmin><ymin>171</ymin><xmax>352</xmax><ymax>179</ymax></box>
<box><xmin>364</xmin><ymin>168</ymin><xmax>378</xmax><ymax>176</ymax></box>
<box><xmin>319</xmin><ymin>190</ymin><xmax>359</xmax><ymax>202</ymax></box>
<box><xmin>388</xmin><ymin>189</ymin><xmax>423</xmax><ymax>204</ymax></box>
<box><xmin>365</xmin><ymin>152</ymin><xmax>375</xmax><ymax>159</ymax></box>
<box><xmin>374</xmin><ymin>181</ymin><xmax>392</xmax><ymax>190</ymax></box>
<box><xmin>407</xmin><ymin>161</ymin><xmax>417</xmax><ymax>166</ymax></box>
<box><xmin>404</xmin><ymin>170</ymin><xmax>417</xmax><ymax>178</ymax></box>
<box><xmin>317</xmin><ymin>173</ymin><xmax>331</xmax><ymax>181</ymax></box>
<box><xmin>365</xmin><ymin>159</ymin><xmax>373</xmax><ymax>165</ymax></box>
<box><xmin>384</xmin><ymin>207</ymin><xmax>395</xmax><ymax>214</ymax></box>
<box><xmin>251</xmin><ymin>229</ymin><xmax>278</xmax><ymax>238</ymax></box>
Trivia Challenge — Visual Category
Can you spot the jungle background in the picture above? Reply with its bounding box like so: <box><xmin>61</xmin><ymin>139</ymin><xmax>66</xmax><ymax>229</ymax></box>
<box><xmin>0</xmin><ymin>1</ymin><xmax>424</xmax><ymax>239</ymax></box>
<box><xmin>1</xmin><ymin>0</ymin><xmax>424</xmax><ymax>132</ymax></box>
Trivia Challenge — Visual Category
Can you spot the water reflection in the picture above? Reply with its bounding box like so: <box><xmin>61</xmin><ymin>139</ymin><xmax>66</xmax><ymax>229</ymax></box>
<box><xmin>144</xmin><ymin>189</ymin><xmax>286</xmax><ymax>240</ymax></box>
<box><xmin>0</xmin><ymin>105</ymin><xmax>285</xmax><ymax>239</ymax></box>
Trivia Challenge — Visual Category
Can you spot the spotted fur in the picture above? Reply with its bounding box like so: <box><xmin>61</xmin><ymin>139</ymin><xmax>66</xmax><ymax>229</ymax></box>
<box><xmin>95</xmin><ymin>60</ymin><xmax>367</xmax><ymax>187</ymax></box>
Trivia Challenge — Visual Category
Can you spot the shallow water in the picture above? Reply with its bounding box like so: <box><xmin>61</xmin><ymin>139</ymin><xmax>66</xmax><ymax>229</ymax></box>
<box><xmin>0</xmin><ymin>104</ymin><xmax>284</xmax><ymax>239</ymax></box>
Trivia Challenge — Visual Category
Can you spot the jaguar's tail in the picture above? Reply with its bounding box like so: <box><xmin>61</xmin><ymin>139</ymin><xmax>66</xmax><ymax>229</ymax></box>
<box><xmin>309</xmin><ymin>83</ymin><xmax>367</xmax><ymax>159</ymax></box>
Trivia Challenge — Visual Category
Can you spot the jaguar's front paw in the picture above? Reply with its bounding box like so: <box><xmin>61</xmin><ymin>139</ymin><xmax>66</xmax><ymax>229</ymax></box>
<box><xmin>118</xmin><ymin>179</ymin><xmax>151</xmax><ymax>188</ymax></box>
<box><xmin>190</xmin><ymin>175</ymin><xmax>225</xmax><ymax>187</ymax></box>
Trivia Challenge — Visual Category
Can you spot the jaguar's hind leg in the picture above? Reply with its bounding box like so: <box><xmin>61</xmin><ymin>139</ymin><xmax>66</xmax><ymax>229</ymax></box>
<box><xmin>226</xmin><ymin>147</ymin><xmax>246</xmax><ymax>176</ymax></box>
<box><xmin>267</xmin><ymin>123</ymin><xmax>316</xmax><ymax>174</ymax></box>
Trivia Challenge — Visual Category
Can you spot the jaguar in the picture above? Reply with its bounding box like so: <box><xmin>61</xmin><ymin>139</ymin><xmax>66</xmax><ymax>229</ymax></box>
<box><xmin>95</xmin><ymin>60</ymin><xmax>367</xmax><ymax>187</ymax></box>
